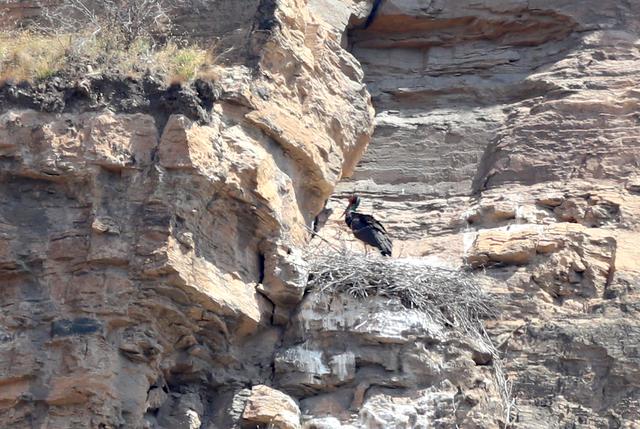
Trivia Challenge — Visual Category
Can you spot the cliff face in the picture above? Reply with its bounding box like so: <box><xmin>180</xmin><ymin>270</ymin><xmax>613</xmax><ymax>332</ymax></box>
<box><xmin>315</xmin><ymin>0</ymin><xmax>640</xmax><ymax>427</ymax></box>
<box><xmin>2</xmin><ymin>0</ymin><xmax>640</xmax><ymax>428</ymax></box>
<box><xmin>0</xmin><ymin>1</ymin><xmax>373</xmax><ymax>427</ymax></box>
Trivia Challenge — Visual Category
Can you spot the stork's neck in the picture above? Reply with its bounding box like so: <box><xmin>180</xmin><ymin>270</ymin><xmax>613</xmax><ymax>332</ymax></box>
<box><xmin>344</xmin><ymin>209</ymin><xmax>354</xmax><ymax>227</ymax></box>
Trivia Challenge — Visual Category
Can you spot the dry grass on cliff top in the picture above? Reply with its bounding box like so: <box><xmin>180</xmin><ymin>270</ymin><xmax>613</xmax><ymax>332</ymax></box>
<box><xmin>0</xmin><ymin>30</ymin><xmax>213</xmax><ymax>84</ymax></box>
<box><xmin>0</xmin><ymin>0</ymin><xmax>221</xmax><ymax>84</ymax></box>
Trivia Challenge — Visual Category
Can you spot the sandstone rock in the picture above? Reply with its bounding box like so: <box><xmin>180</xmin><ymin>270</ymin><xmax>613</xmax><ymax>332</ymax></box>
<box><xmin>465</xmin><ymin>222</ymin><xmax>617</xmax><ymax>300</ymax></box>
<box><xmin>465</xmin><ymin>225</ymin><xmax>543</xmax><ymax>267</ymax></box>
<box><xmin>3</xmin><ymin>0</ymin><xmax>640</xmax><ymax>427</ymax></box>
<box><xmin>0</xmin><ymin>0</ymin><xmax>373</xmax><ymax>427</ymax></box>
<box><xmin>312</xmin><ymin>0</ymin><xmax>640</xmax><ymax>426</ymax></box>
<box><xmin>242</xmin><ymin>385</ymin><xmax>301</xmax><ymax>429</ymax></box>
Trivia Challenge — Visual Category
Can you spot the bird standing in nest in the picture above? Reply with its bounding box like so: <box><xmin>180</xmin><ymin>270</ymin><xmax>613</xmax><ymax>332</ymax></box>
<box><xmin>343</xmin><ymin>195</ymin><xmax>392</xmax><ymax>256</ymax></box>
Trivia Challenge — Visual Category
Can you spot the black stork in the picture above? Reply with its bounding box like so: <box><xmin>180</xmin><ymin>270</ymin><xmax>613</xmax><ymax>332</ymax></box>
<box><xmin>343</xmin><ymin>195</ymin><xmax>392</xmax><ymax>257</ymax></box>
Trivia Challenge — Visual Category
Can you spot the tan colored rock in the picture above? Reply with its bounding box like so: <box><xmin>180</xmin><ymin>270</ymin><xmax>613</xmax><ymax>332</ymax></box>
<box><xmin>242</xmin><ymin>385</ymin><xmax>301</xmax><ymax>429</ymax></box>
<box><xmin>3</xmin><ymin>0</ymin><xmax>640</xmax><ymax>427</ymax></box>
<box><xmin>0</xmin><ymin>0</ymin><xmax>373</xmax><ymax>428</ymax></box>
<box><xmin>46</xmin><ymin>375</ymin><xmax>115</xmax><ymax>406</ymax></box>
<box><xmin>311</xmin><ymin>0</ymin><xmax>640</xmax><ymax>426</ymax></box>
<box><xmin>466</xmin><ymin>225</ymin><xmax>543</xmax><ymax>267</ymax></box>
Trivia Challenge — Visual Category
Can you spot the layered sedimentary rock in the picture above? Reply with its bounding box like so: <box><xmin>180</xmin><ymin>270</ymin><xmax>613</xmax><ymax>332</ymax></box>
<box><xmin>3</xmin><ymin>0</ymin><xmax>640</xmax><ymax>428</ymax></box>
<box><xmin>276</xmin><ymin>289</ymin><xmax>504</xmax><ymax>428</ymax></box>
<box><xmin>314</xmin><ymin>0</ymin><xmax>640</xmax><ymax>427</ymax></box>
<box><xmin>0</xmin><ymin>0</ymin><xmax>373</xmax><ymax>427</ymax></box>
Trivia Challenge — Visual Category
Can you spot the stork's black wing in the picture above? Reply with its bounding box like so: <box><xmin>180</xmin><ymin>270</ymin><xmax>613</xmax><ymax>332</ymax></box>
<box><xmin>350</xmin><ymin>213</ymin><xmax>393</xmax><ymax>256</ymax></box>
<box><xmin>353</xmin><ymin>213</ymin><xmax>387</xmax><ymax>233</ymax></box>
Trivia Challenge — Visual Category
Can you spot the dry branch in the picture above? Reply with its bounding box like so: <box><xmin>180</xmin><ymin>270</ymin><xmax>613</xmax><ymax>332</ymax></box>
<box><xmin>38</xmin><ymin>0</ymin><xmax>186</xmax><ymax>48</ymax></box>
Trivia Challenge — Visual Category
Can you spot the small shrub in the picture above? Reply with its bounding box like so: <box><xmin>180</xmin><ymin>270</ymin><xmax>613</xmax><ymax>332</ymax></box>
<box><xmin>153</xmin><ymin>42</ymin><xmax>209</xmax><ymax>83</ymax></box>
<box><xmin>39</xmin><ymin>0</ymin><xmax>181</xmax><ymax>50</ymax></box>
<box><xmin>170</xmin><ymin>46</ymin><xmax>208</xmax><ymax>82</ymax></box>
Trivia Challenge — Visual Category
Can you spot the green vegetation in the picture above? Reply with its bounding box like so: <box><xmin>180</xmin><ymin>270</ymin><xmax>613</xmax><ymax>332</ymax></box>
<box><xmin>0</xmin><ymin>0</ymin><xmax>216</xmax><ymax>84</ymax></box>
<box><xmin>0</xmin><ymin>31</ymin><xmax>67</xmax><ymax>82</ymax></box>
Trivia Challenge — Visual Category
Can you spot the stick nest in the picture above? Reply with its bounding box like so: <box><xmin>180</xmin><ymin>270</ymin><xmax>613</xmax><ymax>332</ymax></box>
<box><xmin>305</xmin><ymin>247</ymin><xmax>516</xmax><ymax>426</ymax></box>
<box><xmin>306</xmin><ymin>248</ymin><xmax>498</xmax><ymax>336</ymax></box>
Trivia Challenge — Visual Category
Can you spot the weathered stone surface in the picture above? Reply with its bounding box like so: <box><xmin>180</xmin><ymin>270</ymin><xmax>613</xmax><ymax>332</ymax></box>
<box><xmin>276</xmin><ymin>292</ymin><xmax>501</xmax><ymax>428</ymax></box>
<box><xmin>311</xmin><ymin>0</ymin><xmax>640</xmax><ymax>427</ymax></box>
<box><xmin>3</xmin><ymin>0</ymin><xmax>640</xmax><ymax>427</ymax></box>
<box><xmin>242</xmin><ymin>384</ymin><xmax>301</xmax><ymax>429</ymax></box>
<box><xmin>0</xmin><ymin>1</ymin><xmax>373</xmax><ymax>428</ymax></box>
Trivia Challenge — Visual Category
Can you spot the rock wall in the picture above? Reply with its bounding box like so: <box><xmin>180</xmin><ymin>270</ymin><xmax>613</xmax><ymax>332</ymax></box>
<box><xmin>0</xmin><ymin>0</ymin><xmax>373</xmax><ymax>427</ymax></box>
<box><xmin>2</xmin><ymin>0</ymin><xmax>640</xmax><ymax>428</ymax></box>
<box><xmin>313</xmin><ymin>0</ymin><xmax>640</xmax><ymax>427</ymax></box>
